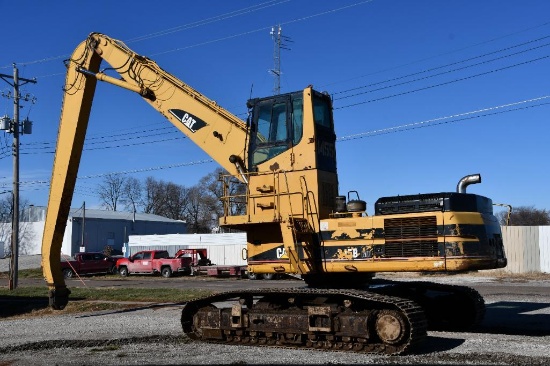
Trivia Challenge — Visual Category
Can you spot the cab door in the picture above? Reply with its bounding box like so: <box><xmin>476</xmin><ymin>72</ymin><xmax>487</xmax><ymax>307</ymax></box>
<box><xmin>78</xmin><ymin>253</ymin><xmax>95</xmax><ymax>274</ymax></box>
<box><xmin>91</xmin><ymin>253</ymin><xmax>109</xmax><ymax>273</ymax></box>
<box><xmin>132</xmin><ymin>252</ymin><xmax>154</xmax><ymax>272</ymax></box>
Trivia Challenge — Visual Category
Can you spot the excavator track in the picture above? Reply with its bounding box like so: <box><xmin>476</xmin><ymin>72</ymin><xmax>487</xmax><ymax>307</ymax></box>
<box><xmin>181</xmin><ymin>288</ymin><xmax>427</xmax><ymax>355</ymax></box>
<box><xmin>368</xmin><ymin>280</ymin><xmax>485</xmax><ymax>331</ymax></box>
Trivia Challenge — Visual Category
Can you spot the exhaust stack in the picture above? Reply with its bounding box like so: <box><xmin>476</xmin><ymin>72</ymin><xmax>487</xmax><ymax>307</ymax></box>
<box><xmin>456</xmin><ymin>174</ymin><xmax>481</xmax><ymax>193</ymax></box>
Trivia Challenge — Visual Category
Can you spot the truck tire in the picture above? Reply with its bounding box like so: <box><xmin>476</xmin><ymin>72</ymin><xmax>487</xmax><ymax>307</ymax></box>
<box><xmin>109</xmin><ymin>265</ymin><xmax>117</xmax><ymax>275</ymax></box>
<box><xmin>248</xmin><ymin>272</ymin><xmax>260</xmax><ymax>280</ymax></box>
<box><xmin>63</xmin><ymin>268</ymin><xmax>74</xmax><ymax>279</ymax></box>
<box><xmin>119</xmin><ymin>266</ymin><xmax>129</xmax><ymax>277</ymax></box>
<box><xmin>161</xmin><ymin>267</ymin><xmax>172</xmax><ymax>278</ymax></box>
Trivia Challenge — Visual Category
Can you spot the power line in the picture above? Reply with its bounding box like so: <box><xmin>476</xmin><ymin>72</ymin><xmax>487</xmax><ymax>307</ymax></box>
<box><xmin>78</xmin><ymin>159</ymin><xmax>215</xmax><ymax>179</ymax></box>
<box><xmin>6</xmin><ymin>54</ymin><xmax>549</xmax><ymax>159</ymax></box>
<box><xmin>126</xmin><ymin>0</ymin><xmax>291</xmax><ymax>43</ymax></box>
<box><xmin>9</xmin><ymin>94</ymin><xmax>550</xmax><ymax>189</ymax></box>
<box><xmin>0</xmin><ymin>2</ymin><xmax>290</xmax><ymax>69</ymax></box>
<box><xmin>337</xmin><ymin>95</ymin><xmax>550</xmax><ymax>141</ymax></box>
<box><xmin>335</xmin><ymin>54</ymin><xmax>550</xmax><ymax>110</ymax></box>
<box><xmin>333</xmin><ymin>36</ymin><xmax>550</xmax><ymax>97</ymax></box>
<box><xmin>22</xmin><ymin>121</ymin><xmax>171</xmax><ymax>146</ymax></box>
<box><xmin>151</xmin><ymin>0</ymin><xmax>374</xmax><ymax>57</ymax></box>
<box><xmin>21</xmin><ymin>126</ymin><xmax>177</xmax><ymax>148</ymax></box>
<box><xmin>321</xmin><ymin>20</ymin><xmax>550</xmax><ymax>89</ymax></box>
<box><xmin>6</xmin><ymin>159</ymin><xmax>216</xmax><ymax>189</ymax></box>
<box><xmin>2</xmin><ymin>47</ymin><xmax>548</xmax><ymax>160</ymax></box>
<box><xmin>2</xmin><ymin>1</ymin><xmax>372</xmax><ymax>69</ymax></box>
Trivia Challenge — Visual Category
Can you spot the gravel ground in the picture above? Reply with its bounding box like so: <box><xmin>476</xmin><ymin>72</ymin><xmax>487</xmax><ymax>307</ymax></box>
<box><xmin>1</xmin><ymin>302</ymin><xmax>549</xmax><ymax>366</ymax></box>
<box><xmin>1</xmin><ymin>255</ymin><xmax>550</xmax><ymax>365</ymax></box>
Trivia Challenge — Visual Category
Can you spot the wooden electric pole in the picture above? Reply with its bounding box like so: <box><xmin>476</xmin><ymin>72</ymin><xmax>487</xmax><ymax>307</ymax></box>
<box><xmin>0</xmin><ymin>64</ymin><xmax>36</xmax><ymax>290</ymax></box>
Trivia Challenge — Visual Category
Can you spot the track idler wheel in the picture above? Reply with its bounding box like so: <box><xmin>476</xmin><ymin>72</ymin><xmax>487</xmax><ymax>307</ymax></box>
<box><xmin>375</xmin><ymin>309</ymin><xmax>408</xmax><ymax>345</ymax></box>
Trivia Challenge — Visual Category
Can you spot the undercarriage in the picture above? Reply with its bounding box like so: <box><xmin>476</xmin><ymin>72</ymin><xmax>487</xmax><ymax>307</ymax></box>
<box><xmin>181</xmin><ymin>287</ymin><xmax>427</xmax><ymax>355</ymax></box>
<box><xmin>181</xmin><ymin>281</ymin><xmax>485</xmax><ymax>355</ymax></box>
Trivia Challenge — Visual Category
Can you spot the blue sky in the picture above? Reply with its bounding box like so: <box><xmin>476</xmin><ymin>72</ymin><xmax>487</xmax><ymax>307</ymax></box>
<box><xmin>0</xmin><ymin>0</ymin><xmax>549</xmax><ymax>217</ymax></box>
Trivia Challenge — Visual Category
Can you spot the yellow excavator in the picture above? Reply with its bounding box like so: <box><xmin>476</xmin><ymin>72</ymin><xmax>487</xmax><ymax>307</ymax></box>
<box><xmin>42</xmin><ymin>33</ymin><xmax>506</xmax><ymax>354</ymax></box>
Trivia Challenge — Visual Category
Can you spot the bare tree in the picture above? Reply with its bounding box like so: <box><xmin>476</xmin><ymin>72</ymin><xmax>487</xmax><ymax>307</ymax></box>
<box><xmin>0</xmin><ymin>196</ymin><xmax>12</xmax><ymax>223</ymax></box>
<box><xmin>0</xmin><ymin>196</ymin><xmax>12</xmax><ymax>255</ymax></box>
<box><xmin>200</xmin><ymin>167</ymin><xmax>247</xmax><ymax>218</ymax></box>
<box><xmin>125</xmin><ymin>169</ymin><xmax>246</xmax><ymax>233</ymax></box>
<box><xmin>0</xmin><ymin>195</ymin><xmax>35</xmax><ymax>255</ymax></box>
<box><xmin>198</xmin><ymin>169</ymin><xmax>224</xmax><ymax>221</ymax></box>
<box><xmin>163</xmin><ymin>182</ymin><xmax>189</xmax><ymax>220</ymax></box>
<box><xmin>497</xmin><ymin>205</ymin><xmax>550</xmax><ymax>226</ymax></box>
<box><xmin>122</xmin><ymin>177</ymin><xmax>142</xmax><ymax>213</ymax></box>
<box><xmin>184</xmin><ymin>186</ymin><xmax>212</xmax><ymax>233</ymax></box>
<box><xmin>142</xmin><ymin>177</ymin><xmax>168</xmax><ymax>215</ymax></box>
<box><xmin>97</xmin><ymin>173</ymin><xmax>126</xmax><ymax>211</ymax></box>
<box><xmin>141</xmin><ymin>177</ymin><xmax>188</xmax><ymax>220</ymax></box>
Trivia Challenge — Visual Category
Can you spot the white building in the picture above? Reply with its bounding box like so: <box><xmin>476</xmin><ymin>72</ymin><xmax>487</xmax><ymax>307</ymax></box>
<box><xmin>128</xmin><ymin>232</ymin><xmax>247</xmax><ymax>266</ymax></box>
<box><xmin>1</xmin><ymin>206</ymin><xmax>187</xmax><ymax>257</ymax></box>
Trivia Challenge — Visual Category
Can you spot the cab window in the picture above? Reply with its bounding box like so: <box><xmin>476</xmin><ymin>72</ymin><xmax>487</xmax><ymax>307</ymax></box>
<box><xmin>313</xmin><ymin>95</ymin><xmax>332</xmax><ymax>129</ymax></box>
<box><xmin>292</xmin><ymin>97</ymin><xmax>303</xmax><ymax>145</ymax></box>
<box><xmin>250</xmin><ymin>93</ymin><xmax>303</xmax><ymax>167</ymax></box>
<box><xmin>154</xmin><ymin>251</ymin><xmax>169</xmax><ymax>259</ymax></box>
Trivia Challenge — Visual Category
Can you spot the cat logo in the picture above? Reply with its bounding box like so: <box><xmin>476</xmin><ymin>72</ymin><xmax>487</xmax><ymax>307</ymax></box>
<box><xmin>168</xmin><ymin>109</ymin><xmax>207</xmax><ymax>133</ymax></box>
<box><xmin>276</xmin><ymin>247</ymin><xmax>288</xmax><ymax>259</ymax></box>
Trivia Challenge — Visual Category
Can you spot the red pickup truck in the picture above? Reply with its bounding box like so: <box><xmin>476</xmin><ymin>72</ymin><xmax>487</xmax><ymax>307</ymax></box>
<box><xmin>61</xmin><ymin>252</ymin><xmax>118</xmax><ymax>279</ymax></box>
<box><xmin>116</xmin><ymin>250</ymin><xmax>192</xmax><ymax>278</ymax></box>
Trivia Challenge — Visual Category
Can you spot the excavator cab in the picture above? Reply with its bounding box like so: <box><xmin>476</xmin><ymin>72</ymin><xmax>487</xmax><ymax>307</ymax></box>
<box><xmin>246</xmin><ymin>89</ymin><xmax>336</xmax><ymax>174</ymax></box>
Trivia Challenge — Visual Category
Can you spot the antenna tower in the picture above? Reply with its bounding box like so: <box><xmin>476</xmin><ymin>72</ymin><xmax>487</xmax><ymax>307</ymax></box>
<box><xmin>269</xmin><ymin>25</ymin><xmax>292</xmax><ymax>95</ymax></box>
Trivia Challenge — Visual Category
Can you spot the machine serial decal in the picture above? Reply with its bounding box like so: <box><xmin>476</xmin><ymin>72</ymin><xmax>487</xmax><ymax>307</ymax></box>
<box><xmin>168</xmin><ymin>109</ymin><xmax>207</xmax><ymax>133</ymax></box>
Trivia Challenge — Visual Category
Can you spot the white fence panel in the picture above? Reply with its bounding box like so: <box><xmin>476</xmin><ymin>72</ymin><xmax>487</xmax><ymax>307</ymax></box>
<box><xmin>539</xmin><ymin>226</ymin><xmax>550</xmax><ymax>273</ymax></box>
<box><xmin>501</xmin><ymin>226</ymin><xmax>540</xmax><ymax>273</ymax></box>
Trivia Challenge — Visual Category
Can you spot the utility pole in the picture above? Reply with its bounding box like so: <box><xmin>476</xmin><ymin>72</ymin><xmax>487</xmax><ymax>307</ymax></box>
<box><xmin>81</xmin><ymin>201</ymin><xmax>86</xmax><ymax>250</ymax></box>
<box><xmin>269</xmin><ymin>25</ymin><xmax>292</xmax><ymax>95</ymax></box>
<box><xmin>0</xmin><ymin>64</ymin><xmax>36</xmax><ymax>290</ymax></box>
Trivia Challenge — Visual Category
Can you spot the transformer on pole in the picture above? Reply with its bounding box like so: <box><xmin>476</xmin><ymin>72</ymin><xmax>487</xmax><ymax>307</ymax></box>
<box><xmin>0</xmin><ymin>64</ymin><xmax>36</xmax><ymax>290</ymax></box>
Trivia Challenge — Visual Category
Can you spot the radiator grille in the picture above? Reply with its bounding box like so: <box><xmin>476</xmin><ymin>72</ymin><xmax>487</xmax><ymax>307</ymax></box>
<box><xmin>384</xmin><ymin>216</ymin><xmax>437</xmax><ymax>239</ymax></box>
<box><xmin>384</xmin><ymin>241</ymin><xmax>439</xmax><ymax>257</ymax></box>
<box><xmin>383</xmin><ymin>216</ymin><xmax>439</xmax><ymax>257</ymax></box>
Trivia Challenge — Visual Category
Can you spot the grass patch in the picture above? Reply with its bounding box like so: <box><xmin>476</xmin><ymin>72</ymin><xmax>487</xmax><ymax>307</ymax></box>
<box><xmin>0</xmin><ymin>267</ymin><xmax>44</xmax><ymax>279</ymax></box>
<box><xmin>16</xmin><ymin>268</ymin><xmax>44</xmax><ymax>279</ymax></box>
<box><xmin>0</xmin><ymin>286</ymin><xmax>213</xmax><ymax>319</ymax></box>
<box><xmin>0</xmin><ymin>286</ymin><xmax>211</xmax><ymax>302</ymax></box>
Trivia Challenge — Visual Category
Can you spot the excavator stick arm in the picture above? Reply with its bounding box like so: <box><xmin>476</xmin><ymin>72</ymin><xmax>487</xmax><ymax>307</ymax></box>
<box><xmin>41</xmin><ymin>39</ymin><xmax>101</xmax><ymax>308</ymax></box>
